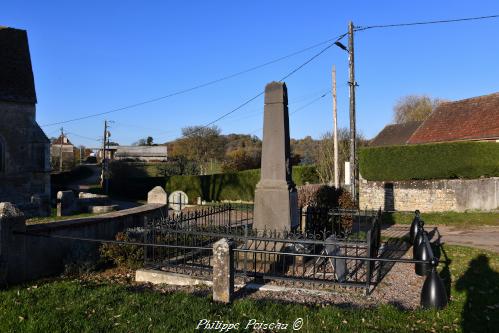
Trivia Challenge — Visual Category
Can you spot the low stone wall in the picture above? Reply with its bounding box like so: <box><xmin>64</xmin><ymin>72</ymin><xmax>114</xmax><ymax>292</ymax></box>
<box><xmin>1</xmin><ymin>202</ymin><xmax>166</xmax><ymax>285</ymax></box>
<box><xmin>359</xmin><ymin>177</ymin><xmax>499</xmax><ymax>212</ymax></box>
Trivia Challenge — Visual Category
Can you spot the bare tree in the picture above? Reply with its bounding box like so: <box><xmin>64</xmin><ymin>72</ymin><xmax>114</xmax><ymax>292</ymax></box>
<box><xmin>393</xmin><ymin>95</ymin><xmax>447</xmax><ymax>124</ymax></box>
<box><xmin>316</xmin><ymin>128</ymin><xmax>366</xmax><ymax>185</ymax></box>
<box><xmin>173</xmin><ymin>125</ymin><xmax>226</xmax><ymax>174</ymax></box>
<box><xmin>316</xmin><ymin>132</ymin><xmax>335</xmax><ymax>184</ymax></box>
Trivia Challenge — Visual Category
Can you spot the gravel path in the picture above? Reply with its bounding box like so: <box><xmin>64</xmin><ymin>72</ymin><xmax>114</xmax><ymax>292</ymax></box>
<box><xmin>382</xmin><ymin>224</ymin><xmax>499</xmax><ymax>253</ymax></box>
<box><xmin>84</xmin><ymin>237</ymin><xmax>426</xmax><ymax>310</ymax></box>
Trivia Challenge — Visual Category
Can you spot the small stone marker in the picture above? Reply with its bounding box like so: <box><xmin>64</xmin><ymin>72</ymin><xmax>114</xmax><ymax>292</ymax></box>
<box><xmin>253</xmin><ymin>82</ymin><xmax>298</xmax><ymax>232</ymax></box>
<box><xmin>56</xmin><ymin>191</ymin><xmax>76</xmax><ymax>216</ymax></box>
<box><xmin>212</xmin><ymin>238</ymin><xmax>235</xmax><ymax>303</ymax></box>
<box><xmin>168</xmin><ymin>191</ymin><xmax>188</xmax><ymax>211</ymax></box>
<box><xmin>147</xmin><ymin>186</ymin><xmax>168</xmax><ymax>205</ymax></box>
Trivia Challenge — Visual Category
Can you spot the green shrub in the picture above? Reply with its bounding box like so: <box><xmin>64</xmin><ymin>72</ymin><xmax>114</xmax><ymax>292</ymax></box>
<box><xmin>359</xmin><ymin>141</ymin><xmax>499</xmax><ymax>181</ymax></box>
<box><xmin>165</xmin><ymin>165</ymin><xmax>318</xmax><ymax>202</ymax></box>
<box><xmin>63</xmin><ymin>242</ymin><xmax>101</xmax><ymax>275</ymax></box>
<box><xmin>293</xmin><ymin>164</ymin><xmax>319</xmax><ymax>184</ymax></box>
<box><xmin>296</xmin><ymin>184</ymin><xmax>355</xmax><ymax>233</ymax></box>
<box><xmin>100</xmin><ymin>229</ymin><xmax>144</xmax><ymax>269</ymax></box>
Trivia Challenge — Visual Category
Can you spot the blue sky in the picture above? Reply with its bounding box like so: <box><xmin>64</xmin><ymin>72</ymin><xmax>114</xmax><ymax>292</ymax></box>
<box><xmin>2</xmin><ymin>1</ymin><xmax>499</xmax><ymax>146</ymax></box>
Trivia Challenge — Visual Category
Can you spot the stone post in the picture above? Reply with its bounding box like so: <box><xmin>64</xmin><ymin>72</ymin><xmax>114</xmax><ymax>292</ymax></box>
<box><xmin>0</xmin><ymin>202</ymin><xmax>27</xmax><ymax>286</ymax></box>
<box><xmin>212</xmin><ymin>238</ymin><xmax>235</xmax><ymax>303</ymax></box>
<box><xmin>253</xmin><ymin>82</ymin><xmax>298</xmax><ymax>232</ymax></box>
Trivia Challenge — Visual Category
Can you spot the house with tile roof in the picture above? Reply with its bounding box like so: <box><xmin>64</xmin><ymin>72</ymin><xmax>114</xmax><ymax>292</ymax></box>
<box><xmin>370</xmin><ymin>121</ymin><xmax>423</xmax><ymax>147</ymax></box>
<box><xmin>50</xmin><ymin>133</ymin><xmax>77</xmax><ymax>170</ymax></box>
<box><xmin>371</xmin><ymin>92</ymin><xmax>499</xmax><ymax>146</ymax></box>
<box><xmin>407</xmin><ymin>92</ymin><xmax>499</xmax><ymax>144</ymax></box>
<box><xmin>361</xmin><ymin>92</ymin><xmax>499</xmax><ymax>212</ymax></box>
<box><xmin>0</xmin><ymin>26</ymin><xmax>50</xmax><ymax>211</ymax></box>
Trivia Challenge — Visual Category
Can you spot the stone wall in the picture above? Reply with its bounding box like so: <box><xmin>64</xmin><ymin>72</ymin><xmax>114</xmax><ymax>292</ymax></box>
<box><xmin>359</xmin><ymin>177</ymin><xmax>499</xmax><ymax>212</ymax></box>
<box><xmin>0</xmin><ymin>202</ymin><xmax>166</xmax><ymax>285</ymax></box>
<box><xmin>0</xmin><ymin>101</ymin><xmax>50</xmax><ymax>206</ymax></box>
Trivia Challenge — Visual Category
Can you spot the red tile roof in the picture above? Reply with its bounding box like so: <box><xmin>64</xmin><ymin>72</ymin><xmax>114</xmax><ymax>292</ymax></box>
<box><xmin>407</xmin><ymin>92</ymin><xmax>499</xmax><ymax>144</ymax></box>
<box><xmin>51</xmin><ymin>134</ymin><xmax>73</xmax><ymax>146</ymax></box>
<box><xmin>370</xmin><ymin>121</ymin><xmax>422</xmax><ymax>146</ymax></box>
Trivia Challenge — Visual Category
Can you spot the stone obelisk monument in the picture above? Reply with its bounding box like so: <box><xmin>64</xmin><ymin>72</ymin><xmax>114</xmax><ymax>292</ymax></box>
<box><xmin>253</xmin><ymin>82</ymin><xmax>298</xmax><ymax>232</ymax></box>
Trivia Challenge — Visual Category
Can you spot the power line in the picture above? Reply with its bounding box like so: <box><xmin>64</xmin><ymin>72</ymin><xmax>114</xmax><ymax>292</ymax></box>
<box><xmin>219</xmin><ymin>89</ymin><xmax>331</xmax><ymax>124</ymax></box>
<box><xmin>41</xmin><ymin>33</ymin><xmax>349</xmax><ymax>128</ymax></box>
<box><xmin>40</xmin><ymin>14</ymin><xmax>499</xmax><ymax>128</ymax></box>
<box><xmin>159</xmin><ymin>89</ymin><xmax>332</xmax><ymax>143</ymax></box>
<box><xmin>65</xmin><ymin>131</ymin><xmax>101</xmax><ymax>142</ymax></box>
<box><xmin>189</xmin><ymin>33</ymin><xmax>347</xmax><ymax>136</ymax></box>
<box><xmin>249</xmin><ymin>89</ymin><xmax>330</xmax><ymax>136</ymax></box>
<box><xmin>290</xmin><ymin>90</ymin><xmax>330</xmax><ymax>115</ymax></box>
<box><xmin>355</xmin><ymin>14</ymin><xmax>499</xmax><ymax>31</ymax></box>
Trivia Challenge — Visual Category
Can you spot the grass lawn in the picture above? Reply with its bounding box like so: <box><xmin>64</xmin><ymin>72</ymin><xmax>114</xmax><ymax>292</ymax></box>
<box><xmin>383</xmin><ymin>211</ymin><xmax>499</xmax><ymax>227</ymax></box>
<box><xmin>1</xmin><ymin>245</ymin><xmax>498</xmax><ymax>332</ymax></box>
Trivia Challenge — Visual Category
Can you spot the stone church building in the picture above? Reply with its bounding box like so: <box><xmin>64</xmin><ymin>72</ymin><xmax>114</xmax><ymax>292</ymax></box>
<box><xmin>0</xmin><ymin>26</ymin><xmax>50</xmax><ymax>211</ymax></box>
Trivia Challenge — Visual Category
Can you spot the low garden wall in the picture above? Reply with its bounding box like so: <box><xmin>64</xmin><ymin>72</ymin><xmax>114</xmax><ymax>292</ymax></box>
<box><xmin>359</xmin><ymin>177</ymin><xmax>499</xmax><ymax>212</ymax></box>
<box><xmin>0</xmin><ymin>202</ymin><xmax>166</xmax><ymax>285</ymax></box>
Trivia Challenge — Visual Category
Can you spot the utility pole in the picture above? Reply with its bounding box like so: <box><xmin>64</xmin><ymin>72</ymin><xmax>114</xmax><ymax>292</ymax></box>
<box><xmin>105</xmin><ymin>125</ymin><xmax>110</xmax><ymax>194</ymax></box>
<box><xmin>101</xmin><ymin>120</ymin><xmax>108</xmax><ymax>192</ymax></box>
<box><xmin>348</xmin><ymin>21</ymin><xmax>358</xmax><ymax>206</ymax></box>
<box><xmin>332</xmin><ymin>65</ymin><xmax>339</xmax><ymax>188</ymax></box>
<box><xmin>59</xmin><ymin>127</ymin><xmax>64</xmax><ymax>172</ymax></box>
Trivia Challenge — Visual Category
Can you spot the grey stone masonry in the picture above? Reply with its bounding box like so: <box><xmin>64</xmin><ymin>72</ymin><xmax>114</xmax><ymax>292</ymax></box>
<box><xmin>0</xmin><ymin>202</ymin><xmax>26</xmax><ymax>286</ymax></box>
<box><xmin>212</xmin><ymin>238</ymin><xmax>235</xmax><ymax>303</ymax></box>
<box><xmin>359</xmin><ymin>177</ymin><xmax>499</xmax><ymax>212</ymax></box>
<box><xmin>253</xmin><ymin>82</ymin><xmax>298</xmax><ymax>232</ymax></box>
<box><xmin>147</xmin><ymin>186</ymin><xmax>168</xmax><ymax>205</ymax></box>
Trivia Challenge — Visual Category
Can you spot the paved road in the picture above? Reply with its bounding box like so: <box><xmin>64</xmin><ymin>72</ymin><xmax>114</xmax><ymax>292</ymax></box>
<box><xmin>66</xmin><ymin>164</ymin><xmax>140</xmax><ymax>209</ymax></box>
<box><xmin>382</xmin><ymin>224</ymin><xmax>499</xmax><ymax>253</ymax></box>
<box><xmin>67</xmin><ymin>164</ymin><xmax>101</xmax><ymax>191</ymax></box>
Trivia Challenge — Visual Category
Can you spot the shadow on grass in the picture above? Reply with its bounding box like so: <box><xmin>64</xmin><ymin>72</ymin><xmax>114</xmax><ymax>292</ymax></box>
<box><xmin>456</xmin><ymin>254</ymin><xmax>499</xmax><ymax>333</ymax></box>
<box><xmin>381</xmin><ymin>212</ymin><xmax>396</xmax><ymax>226</ymax></box>
<box><xmin>429</xmin><ymin>228</ymin><xmax>452</xmax><ymax>301</ymax></box>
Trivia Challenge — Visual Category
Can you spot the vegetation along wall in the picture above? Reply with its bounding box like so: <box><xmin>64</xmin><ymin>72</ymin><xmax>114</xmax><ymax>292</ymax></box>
<box><xmin>359</xmin><ymin>141</ymin><xmax>499</xmax><ymax>181</ymax></box>
<box><xmin>359</xmin><ymin>142</ymin><xmax>499</xmax><ymax>212</ymax></box>
<box><xmin>165</xmin><ymin>165</ymin><xmax>319</xmax><ymax>202</ymax></box>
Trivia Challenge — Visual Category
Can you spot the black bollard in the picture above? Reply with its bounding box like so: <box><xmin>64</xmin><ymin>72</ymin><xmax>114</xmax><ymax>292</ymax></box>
<box><xmin>409</xmin><ymin>210</ymin><xmax>421</xmax><ymax>244</ymax></box>
<box><xmin>415</xmin><ymin>231</ymin><xmax>432</xmax><ymax>276</ymax></box>
<box><xmin>413</xmin><ymin>220</ymin><xmax>425</xmax><ymax>259</ymax></box>
<box><xmin>421</xmin><ymin>258</ymin><xmax>448</xmax><ymax>309</ymax></box>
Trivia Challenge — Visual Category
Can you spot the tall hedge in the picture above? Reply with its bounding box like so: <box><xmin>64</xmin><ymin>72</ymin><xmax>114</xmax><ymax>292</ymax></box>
<box><xmin>165</xmin><ymin>165</ymin><xmax>318</xmax><ymax>202</ymax></box>
<box><xmin>359</xmin><ymin>141</ymin><xmax>499</xmax><ymax>181</ymax></box>
<box><xmin>109</xmin><ymin>177</ymin><xmax>165</xmax><ymax>200</ymax></box>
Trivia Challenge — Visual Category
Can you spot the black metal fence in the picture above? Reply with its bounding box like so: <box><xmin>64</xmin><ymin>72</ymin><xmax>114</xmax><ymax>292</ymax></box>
<box><xmin>143</xmin><ymin>203</ymin><xmax>382</xmax><ymax>293</ymax></box>
<box><xmin>16</xmin><ymin>204</ymin><xmax>447</xmax><ymax>308</ymax></box>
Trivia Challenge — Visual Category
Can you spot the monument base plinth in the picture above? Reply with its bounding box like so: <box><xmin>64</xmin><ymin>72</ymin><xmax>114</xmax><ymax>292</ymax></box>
<box><xmin>253</xmin><ymin>181</ymin><xmax>298</xmax><ymax>233</ymax></box>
